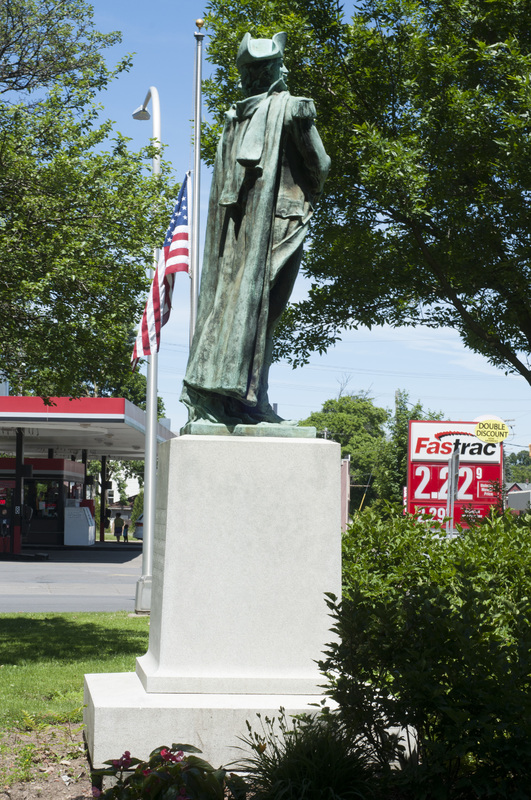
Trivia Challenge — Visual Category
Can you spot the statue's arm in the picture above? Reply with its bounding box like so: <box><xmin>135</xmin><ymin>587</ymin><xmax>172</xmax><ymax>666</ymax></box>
<box><xmin>287</xmin><ymin>97</ymin><xmax>331</xmax><ymax>197</ymax></box>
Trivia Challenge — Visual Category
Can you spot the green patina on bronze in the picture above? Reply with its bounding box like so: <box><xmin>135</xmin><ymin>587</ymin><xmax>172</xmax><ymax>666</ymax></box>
<box><xmin>180</xmin><ymin>32</ymin><xmax>330</xmax><ymax>435</ymax></box>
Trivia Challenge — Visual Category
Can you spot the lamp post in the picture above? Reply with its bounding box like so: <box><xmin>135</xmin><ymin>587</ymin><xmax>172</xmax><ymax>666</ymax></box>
<box><xmin>132</xmin><ymin>86</ymin><xmax>160</xmax><ymax>613</ymax></box>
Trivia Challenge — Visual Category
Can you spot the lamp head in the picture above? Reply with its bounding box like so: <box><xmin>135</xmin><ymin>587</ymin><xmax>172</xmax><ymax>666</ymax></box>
<box><xmin>132</xmin><ymin>106</ymin><xmax>150</xmax><ymax>120</ymax></box>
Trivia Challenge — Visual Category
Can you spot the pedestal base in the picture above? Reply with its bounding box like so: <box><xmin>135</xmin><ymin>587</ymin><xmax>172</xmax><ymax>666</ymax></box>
<box><xmin>84</xmin><ymin>436</ymin><xmax>341</xmax><ymax>768</ymax></box>
<box><xmin>84</xmin><ymin>671</ymin><xmax>329</xmax><ymax>768</ymax></box>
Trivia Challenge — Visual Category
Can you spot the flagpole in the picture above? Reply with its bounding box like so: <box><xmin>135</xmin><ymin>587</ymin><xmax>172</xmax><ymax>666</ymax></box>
<box><xmin>132</xmin><ymin>85</ymin><xmax>161</xmax><ymax>614</ymax></box>
<box><xmin>190</xmin><ymin>19</ymin><xmax>204</xmax><ymax>347</ymax></box>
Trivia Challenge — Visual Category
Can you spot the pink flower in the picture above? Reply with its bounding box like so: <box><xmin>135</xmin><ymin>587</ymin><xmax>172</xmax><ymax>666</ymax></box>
<box><xmin>160</xmin><ymin>748</ymin><xmax>181</xmax><ymax>763</ymax></box>
<box><xmin>112</xmin><ymin>751</ymin><xmax>132</xmax><ymax>770</ymax></box>
<box><xmin>92</xmin><ymin>787</ymin><xmax>102</xmax><ymax>798</ymax></box>
<box><xmin>142</xmin><ymin>768</ymin><xmax>152</xmax><ymax>776</ymax></box>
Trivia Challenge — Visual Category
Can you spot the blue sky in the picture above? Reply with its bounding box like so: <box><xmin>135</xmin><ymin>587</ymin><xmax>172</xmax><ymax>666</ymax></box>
<box><xmin>90</xmin><ymin>0</ymin><xmax>531</xmax><ymax>453</ymax></box>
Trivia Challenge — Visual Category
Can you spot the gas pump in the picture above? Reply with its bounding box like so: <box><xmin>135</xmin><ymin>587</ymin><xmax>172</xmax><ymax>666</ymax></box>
<box><xmin>0</xmin><ymin>486</ymin><xmax>13</xmax><ymax>553</ymax></box>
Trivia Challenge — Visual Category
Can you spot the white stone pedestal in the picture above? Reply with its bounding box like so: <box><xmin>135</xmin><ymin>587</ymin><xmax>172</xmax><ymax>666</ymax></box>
<box><xmin>85</xmin><ymin>435</ymin><xmax>341</xmax><ymax>768</ymax></box>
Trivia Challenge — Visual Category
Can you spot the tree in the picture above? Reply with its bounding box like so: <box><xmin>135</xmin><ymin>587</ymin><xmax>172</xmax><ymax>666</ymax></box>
<box><xmin>0</xmin><ymin>0</ymin><xmax>178</xmax><ymax>397</ymax></box>
<box><xmin>0</xmin><ymin>0</ymin><xmax>122</xmax><ymax>97</ymax></box>
<box><xmin>505</xmin><ymin>449</ymin><xmax>531</xmax><ymax>484</ymax></box>
<box><xmin>300</xmin><ymin>393</ymin><xmax>389</xmax><ymax>509</ymax></box>
<box><xmin>203</xmin><ymin>0</ymin><xmax>531</xmax><ymax>386</ymax></box>
<box><xmin>373</xmin><ymin>389</ymin><xmax>442</xmax><ymax>504</ymax></box>
<box><xmin>300</xmin><ymin>389</ymin><xmax>442</xmax><ymax>509</ymax></box>
<box><xmin>130</xmin><ymin>489</ymin><xmax>143</xmax><ymax>530</ymax></box>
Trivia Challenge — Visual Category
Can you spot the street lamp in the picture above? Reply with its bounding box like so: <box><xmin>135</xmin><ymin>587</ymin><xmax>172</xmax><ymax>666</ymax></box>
<box><xmin>132</xmin><ymin>85</ymin><xmax>160</xmax><ymax>614</ymax></box>
<box><xmin>132</xmin><ymin>107</ymin><xmax>150</xmax><ymax>121</ymax></box>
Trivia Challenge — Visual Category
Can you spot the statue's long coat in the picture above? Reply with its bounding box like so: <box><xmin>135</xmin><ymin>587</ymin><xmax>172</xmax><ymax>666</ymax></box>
<box><xmin>182</xmin><ymin>84</ymin><xmax>330</xmax><ymax>421</ymax></box>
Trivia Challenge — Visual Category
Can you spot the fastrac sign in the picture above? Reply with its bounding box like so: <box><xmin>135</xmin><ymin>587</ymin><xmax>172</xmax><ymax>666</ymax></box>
<box><xmin>407</xmin><ymin>420</ymin><xmax>503</xmax><ymax>527</ymax></box>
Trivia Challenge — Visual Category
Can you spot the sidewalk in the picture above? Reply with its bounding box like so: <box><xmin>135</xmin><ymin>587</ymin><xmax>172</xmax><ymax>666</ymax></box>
<box><xmin>0</xmin><ymin>541</ymin><xmax>142</xmax><ymax>561</ymax></box>
<box><xmin>26</xmin><ymin>540</ymin><xmax>143</xmax><ymax>552</ymax></box>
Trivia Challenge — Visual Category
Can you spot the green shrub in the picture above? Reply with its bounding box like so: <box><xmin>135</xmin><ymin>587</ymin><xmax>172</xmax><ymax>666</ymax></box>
<box><xmin>320</xmin><ymin>505</ymin><xmax>531</xmax><ymax>799</ymax></box>
<box><xmin>238</xmin><ymin>710</ymin><xmax>376</xmax><ymax>800</ymax></box>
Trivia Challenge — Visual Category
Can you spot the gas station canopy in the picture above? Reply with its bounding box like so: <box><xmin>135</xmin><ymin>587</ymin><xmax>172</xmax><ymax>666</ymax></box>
<box><xmin>0</xmin><ymin>397</ymin><xmax>176</xmax><ymax>460</ymax></box>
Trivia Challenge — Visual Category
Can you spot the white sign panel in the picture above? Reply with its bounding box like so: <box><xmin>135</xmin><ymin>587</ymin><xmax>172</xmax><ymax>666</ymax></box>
<box><xmin>409</xmin><ymin>421</ymin><xmax>502</xmax><ymax>463</ymax></box>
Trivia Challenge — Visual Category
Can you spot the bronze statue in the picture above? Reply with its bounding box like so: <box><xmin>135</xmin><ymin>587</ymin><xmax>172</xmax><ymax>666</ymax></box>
<box><xmin>181</xmin><ymin>31</ymin><xmax>330</xmax><ymax>430</ymax></box>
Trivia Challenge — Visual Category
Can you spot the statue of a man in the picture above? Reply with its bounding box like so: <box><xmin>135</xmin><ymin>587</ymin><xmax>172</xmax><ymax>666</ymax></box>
<box><xmin>181</xmin><ymin>31</ymin><xmax>330</xmax><ymax>428</ymax></box>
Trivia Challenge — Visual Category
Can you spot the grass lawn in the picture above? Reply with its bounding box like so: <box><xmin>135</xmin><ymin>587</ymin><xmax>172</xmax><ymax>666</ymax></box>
<box><xmin>0</xmin><ymin>611</ymin><xmax>150</xmax><ymax>728</ymax></box>
<box><xmin>103</xmin><ymin>532</ymin><xmax>141</xmax><ymax>543</ymax></box>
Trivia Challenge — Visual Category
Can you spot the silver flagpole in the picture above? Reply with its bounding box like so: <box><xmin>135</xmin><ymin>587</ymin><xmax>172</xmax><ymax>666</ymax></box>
<box><xmin>190</xmin><ymin>19</ymin><xmax>204</xmax><ymax>347</ymax></box>
<box><xmin>132</xmin><ymin>86</ymin><xmax>161</xmax><ymax>613</ymax></box>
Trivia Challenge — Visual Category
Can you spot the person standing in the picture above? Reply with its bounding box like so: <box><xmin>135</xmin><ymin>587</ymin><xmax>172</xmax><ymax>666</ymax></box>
<box><xmin>114</xmin><ymin>512</ymin><xmax>124</xmax><ymax>542</ymax></box>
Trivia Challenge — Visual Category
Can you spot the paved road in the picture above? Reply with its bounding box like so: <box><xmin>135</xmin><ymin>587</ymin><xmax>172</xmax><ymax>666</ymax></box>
<box><xmin>0</xmin><ymin>547</ymin><xmax>144</xmax><ymax>612</ymax></box>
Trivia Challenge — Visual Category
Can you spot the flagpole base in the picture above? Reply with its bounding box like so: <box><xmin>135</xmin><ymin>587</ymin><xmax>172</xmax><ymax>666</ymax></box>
<box><xmin>135</xmin><ymin>575</ymin><xmax>152</xmax><ymax>614</ymax></box>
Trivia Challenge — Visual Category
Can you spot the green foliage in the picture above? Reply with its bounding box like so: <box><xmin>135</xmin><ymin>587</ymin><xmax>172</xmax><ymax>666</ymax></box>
<box><xmin>102</xmin><ymin>357</ymin><xmax>166</xmax><ymax>419</ymax></box>
<box><xmin>373</xmin><ymin>390</ymin><xmax>442</xmax><ymax>504</ymax></box>
<box><xmin>130</xmin><ymin>489</ymin><xmax>143</xmax><ymax>531</ymax></box>
<box><xmin>87</xmin><ymin>459</ymin><xmax>130</xmax><ymax>506</ymax></box>
<box><xmin>111</xmin><ymin>464</ymin><xmax>129</xmax><ymax>506</ymax></box>
<box><xmin>0</xmin><ymin>0</ymin><xmax>179</xmax><ymax>396</ymax></box>
<box><xmin>505</xmin><ymin>448</ymin><xmax>531</xmax><ymax>484</ymax></box>
<box><xmin>92</xmin><ymin>744</ymin><xmax>229</xmax><ymax>800</ymax></box>
<box><xmin>321</xmin><ymin>505</ymin><xmax>531</xmax><ymax>798</ymax></box>
<box><xmin>300</xmin><ymin>393</ymin><xmax>388</xmax><ymax>509</ymax></box>
<box><xmin>0</xmin><ymin>0</ymin><xmax>124</xmax><ymax>97</ymax></box>
<box><xmin>204</xmin><ymin>0</ymin><xmax>531</xmax><ymax>387</ymax></box>
<box><xmin>237</xmin><ymin>710</ymin><xmax>376</xmax><ymax>800</ymax></box>
<box><xmin>299</xmin><ymin>389</ymin><xmax>439</xmax><ymax>508</ymax></box>
<box><xmin>1</xmin><ymin>741</ymin><xmax>36</xmax><ymax>783</ymax></box>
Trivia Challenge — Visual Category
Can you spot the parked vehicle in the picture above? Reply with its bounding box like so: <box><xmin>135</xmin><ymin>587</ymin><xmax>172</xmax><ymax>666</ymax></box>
<box><xmin>133</xmin><ymin>513</ymin><xmax>143</xmax><ymax>540</ymax></box>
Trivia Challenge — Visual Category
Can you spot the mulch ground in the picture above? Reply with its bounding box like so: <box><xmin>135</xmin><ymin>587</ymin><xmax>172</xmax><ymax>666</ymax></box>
<box><xmin>0</xmin><ymin>726</ymin><xmax>93</xmax><ymax>800</ymax></box>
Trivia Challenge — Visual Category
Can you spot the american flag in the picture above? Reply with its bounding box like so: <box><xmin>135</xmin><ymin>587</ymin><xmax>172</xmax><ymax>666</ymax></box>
<box><xmin>131</xmin><ymin>173</ymin><xmax>190</xmax><ymax>370</ymax></box>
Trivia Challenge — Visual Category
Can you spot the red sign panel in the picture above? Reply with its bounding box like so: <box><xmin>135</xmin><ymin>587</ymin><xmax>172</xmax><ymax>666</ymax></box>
<box><xmin>407</xmin><ymin>421</ymin><xmax>503</xmax><ymax>527</ymax></box>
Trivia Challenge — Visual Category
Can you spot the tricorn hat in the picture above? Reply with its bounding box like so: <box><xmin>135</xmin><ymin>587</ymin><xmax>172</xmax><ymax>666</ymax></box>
<box><xmin>236</xmin><ymin>32</ymin><xmax>286</xmax><ymax>69</ymax></box>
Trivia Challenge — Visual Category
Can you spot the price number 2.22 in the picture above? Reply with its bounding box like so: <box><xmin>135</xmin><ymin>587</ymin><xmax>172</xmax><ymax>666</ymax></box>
<box><xmin>414</xmin><ymin>465</ymin><xmax>482</xmax><ymax>502</ymax></box>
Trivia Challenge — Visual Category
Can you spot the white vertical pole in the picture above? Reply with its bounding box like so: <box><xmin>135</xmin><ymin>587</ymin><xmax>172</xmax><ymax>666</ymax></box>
<box><xmin>133</xmin><ymin>86</ymin><xmax>161</xmax><ymax>613</ymax></box>
<box><xmin>190</xmin><ymin>20</ymin><xmax>205</xmax><ymax>347</ymax></box>
<box><xmin>445</xmin><ymin>447</ymin><xmax>460</xmax><ymax>536</ymax></box>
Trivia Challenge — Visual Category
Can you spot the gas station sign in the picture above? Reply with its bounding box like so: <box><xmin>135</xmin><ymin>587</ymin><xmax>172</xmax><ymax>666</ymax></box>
<box><xmin>407</xmin><ymin>421</ymin><xmax>503</xmax><ymax>526</ymax></box>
